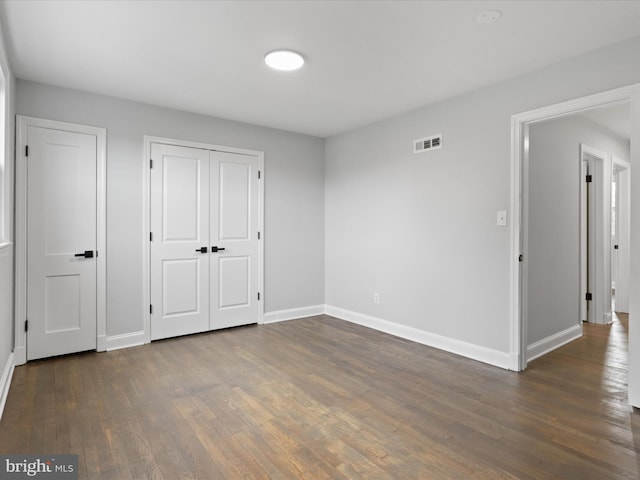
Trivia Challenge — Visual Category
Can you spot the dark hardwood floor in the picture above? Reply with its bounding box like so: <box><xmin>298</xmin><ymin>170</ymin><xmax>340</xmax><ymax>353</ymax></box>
<box><xmin>1</xmin><ymin>314</ymin><xmax>638</xmax><ymax>479</ymax></box>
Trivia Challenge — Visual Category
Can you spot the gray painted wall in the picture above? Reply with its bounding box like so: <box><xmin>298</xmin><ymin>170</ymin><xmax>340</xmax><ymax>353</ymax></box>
<box><xmin>16</xmin><ymin>80</ymin><xmax>325</xmax><ymax>337</ymax></box>
<box><xmin>325</xmin><ymin>36</ymin><xmax>640</xmax><ymax>357</ymax></box>
<box><xmin>0</xmin><ymin>248</ymin><xmax>13</xmax><ymax>373</ymax></box>
<box><xmin>628</xmin><ymin>94</ymin><xmax>640</xmax><ymax>406</ymax></box>
<box><xmin>0</xmin><ymin>23</ymin><xmax>15</xmax><ymax>386</ymax></box>
<box><xmin>7</xmin><ymin>30</ymin><xmax>640</xmax><ymax>407</ymax></box>
<box><xmin>527</xmin><ymin>115</ymin><xmax>629</xmax><ymax>346</ymax></box>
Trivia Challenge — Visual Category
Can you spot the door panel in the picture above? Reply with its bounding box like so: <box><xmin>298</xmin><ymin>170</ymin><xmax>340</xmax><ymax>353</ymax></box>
<box><xmin>27</xmin><ymin>126</ymin><xmax>97</xmax><ymax>360</ymax></box>
<box><xmin>163</xmin><ymin>156</ymin><xmax>202</xmax><ymax>241</ymax></box>
<box><xmin>150</xmin><ymin>144</ymin><xmax>210</xmax><ymax>340</ymax></box>
<box><xmin>210</xmin><ymin>151</ymin><xmax>259</xmax><ymax>329</ymax></box>
<box><xmin>219</xmin><ymin>256</ymin><xmax>250</xmax><ymax>308</ymax></box>
<box><xmin>45</xmin><ymin>274</ymin><xmax>81</xmax><ymax>332</ymax></box>
<box><xmin>162</xmin><ymin>259</ymin><xmax>200</xmax><ymax>316</ymax></box>
<box><xmin>219</xmin><ymin>161</ymin><xmax>251</xmax><ymax>240</ymax></box>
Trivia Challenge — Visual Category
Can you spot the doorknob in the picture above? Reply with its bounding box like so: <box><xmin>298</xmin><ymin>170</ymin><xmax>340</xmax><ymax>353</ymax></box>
<box><xmin>74</xmin><ymin>250</ymin><xmax>94</xmax><ymax>258</ymax></box>
<box><xmin>195</xmin><ymin>247</ymin><xmax>208</xmax><ymax>253</ymax></box>
<box><xmin>211</xmin><ymin>246</ymin><xmax>226</xmax><ymax>253</ymax></box>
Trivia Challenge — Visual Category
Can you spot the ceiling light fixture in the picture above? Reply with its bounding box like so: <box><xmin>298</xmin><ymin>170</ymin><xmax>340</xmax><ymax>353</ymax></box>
<box><xmin>477</xmin><ymin>10</ymin><xmax>502</xmax><ymax>24</ymax></box>
<box><xmin>264</xmin><ymin>50</ymin><xmax>305</xmax><ymax>71</ymax></box>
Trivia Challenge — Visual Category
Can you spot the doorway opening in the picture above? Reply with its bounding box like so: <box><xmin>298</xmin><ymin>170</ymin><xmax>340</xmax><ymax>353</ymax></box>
<box><xmin>580</xmin><ymin>144</ymin><xmax>614</xmax><ymax>326</ymax></box>
<box><xmin>611</xmin><ymin>158</ymin><xmax>631</xmax><ymax>315</ymax></box>
<box><xmin>510</xmin><ymin>85</ymin><xmax>636</xmax><ymax>372</ymax></box>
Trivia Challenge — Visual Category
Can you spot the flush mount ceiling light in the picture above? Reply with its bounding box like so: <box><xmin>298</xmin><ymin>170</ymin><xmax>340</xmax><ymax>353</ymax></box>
<box><xmin>477</xmin><ymin>10</ymin><xmax>502</xmax><ymax>24</ymax></box>
<box><xmin>264</xmin><ymin>50</ymin><xmax>305</xmax><ymax>71</ymax></box>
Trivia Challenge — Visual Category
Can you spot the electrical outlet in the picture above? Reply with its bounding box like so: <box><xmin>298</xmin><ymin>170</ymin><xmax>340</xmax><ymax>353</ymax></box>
<box><xmin>373</xmin><ymin>292</ymin><xmax>380</xmax><ymax>304</ymax></box>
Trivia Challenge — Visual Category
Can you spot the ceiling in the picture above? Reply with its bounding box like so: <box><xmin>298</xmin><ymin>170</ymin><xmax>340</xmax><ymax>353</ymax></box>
<box><xmin>579</xmin><ymin>103</ymin><xmax>630</xmax><ymax>141</ymax></box>
<box><xmin>1</xmin><ymin>1</ymin><xmax>640</xmax><ymax>138</ymax></box>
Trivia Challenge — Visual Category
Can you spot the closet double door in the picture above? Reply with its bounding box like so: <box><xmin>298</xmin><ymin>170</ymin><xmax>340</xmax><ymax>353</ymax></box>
<box><xmin>150</xmin><ymin>143</ymin><xmax>260</xmax><ymax>340</ymax></box>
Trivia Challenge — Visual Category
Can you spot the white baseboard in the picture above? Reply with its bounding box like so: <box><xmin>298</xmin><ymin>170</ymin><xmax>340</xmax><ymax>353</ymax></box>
<box><xmin>13</xmin><ymin>346</ymin><xmax>26</xmax><ymax>366</ymax></box>
<box><xmin>507</xmin><ymin>353</ymin><xmax>522</xmax><ymax>372</ymax></box>
<box><xmin>106</xmin><ymin>331</ymin><xmax>146</xmax><ymax>351</ymax></box>
<box><xmin>527</xmin><ymin>323</ymin><xmax>582</xmax><ymax>362</ymax></box>
<box><xmin>325</xmin><ymin>305</ymin><xmax>512</xmax><ymax>370</ymax></box>
<box><xmin>262</xmin><ymin>305</ymin><xmax>325</xmax><ymax>324</ymax></box>
<box><xmin>97</xmin><ymin>334</ymin><xmax>107</xmax><ymax>352</ymax></box>
<box><xmin>0</xmin><ymin>352</ymin><xmax>15</xmax><ymax>421</ymax></box>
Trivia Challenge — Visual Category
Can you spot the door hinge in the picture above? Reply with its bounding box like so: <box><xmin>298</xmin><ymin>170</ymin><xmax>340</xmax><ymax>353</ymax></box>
<box><xmin>150</xmin><ymin>232</ymin><xmax>153</xmax><ymax>242</ymax></box>
<box><xmin>24</xmin><ymin>320</ymin><xmax>28</xmax><ymax>332</ymax></box>
<box><xmin>258</xmin><ymin>170</ymin><xmax>261</xmax><ymax>179</ymax></box>
<box><xmin>518</xmin><ymin>254</ymin><xmax>523</xmax><ymax>262</ymax></box>
<box><xmin>586</xmin><ymin>293</ymin><xmax>593</xmax><ymax>301</ymax></box>
<box><xmin>25</xmin><ymin>145</ymin><xmax>29</xmax><ymax>157</ymax></box>
<box><xmin>150</xmin><ymin>159</ymin><xmax>153</xmax><ymax>169</ymax></box>
<box><xmin>586</xmin><ymin>174</ymin><xmax>593</xmax><ymax>183</ymax></box>
<box><xmin>258</xmin><ymin>231</ymin><xmax>261</xmax><ymax>240</ymax></box>
<box><xmin>257</xmin><ymin>292</ymin><xmax>261</xmax><ymax>301</ymax></box>
<box><xmin>150</xmin><ymin>304</ymin><xmax>153</xmax><ymax>314</ymax></box>
<box><xmin>614</xmin><ymin>244</ymin><xmax>619</xmax><ymax>250</ymax></box>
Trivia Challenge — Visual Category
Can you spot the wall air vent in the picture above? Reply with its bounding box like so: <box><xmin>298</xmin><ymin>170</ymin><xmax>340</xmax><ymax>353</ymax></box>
<box><xmin>414</xmin><ymin>134</ymin><xmax>442</xmax><ymax>154</ymax></box>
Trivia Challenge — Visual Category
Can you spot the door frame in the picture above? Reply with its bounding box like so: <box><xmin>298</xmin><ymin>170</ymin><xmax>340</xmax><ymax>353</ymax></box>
<box><xmin>510</xmin><ymin>84</ymin><xmax>639</xmax><ymax>372</ymax></box>
<box><xmin>579</xmin><ymin>144</ymin><xmax>612</xmax><ymax>325</ymax></box>
<box><xmin>14</xmin><ymin>116</ymin><xmax>107</xmax><ymax>365</ymax></box>
<box><xmin>142</xmin><ymin>136</ymin><xmax>264</xmax><ymax>343</ymax></box>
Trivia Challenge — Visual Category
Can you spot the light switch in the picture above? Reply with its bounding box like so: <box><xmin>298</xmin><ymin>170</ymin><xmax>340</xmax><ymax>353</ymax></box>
<box><xmin>497</xmin><ymin>211</ymin><xmax>507</xmax><ymax>226</ymax></box>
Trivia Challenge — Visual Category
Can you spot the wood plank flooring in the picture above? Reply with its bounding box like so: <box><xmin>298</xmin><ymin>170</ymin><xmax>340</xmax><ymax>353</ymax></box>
<box><xmin>1</xmin><ymin>314</ymin><xmax>639</xmax><ymax>479</ymax></box>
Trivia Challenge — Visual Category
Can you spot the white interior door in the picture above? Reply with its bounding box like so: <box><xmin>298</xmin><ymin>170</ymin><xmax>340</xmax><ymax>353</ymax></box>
<box><xmin>150</xmin><ymin>144</ymin><xmax>210</xmax><ymax>340</ymax></box>
<box><xmin>615</xmin><ymin>163</ymin><xmax>630</xmax><ymax>312</ymax></box>
<box><xmin>150</xmin><ymin>144</ymin><xmax>260</xmax><ymax>339</ymax></box>
<box><xmin>27</xmin><ymin>126</ymin><xmax>98</xmax><ymax>360</ymax></box>
<box><xmin>581</xmin><ymin>159</ymin><xmax>589</xmax><ymax>322</ymax></box>
<box><xmin>586</xmin><ymin>159</ymin><xmax>596</xmax><ymax>323</ymax></box>
<box><xmin>581</xmin><ymin>145</ymin><xmax>612</xmax><ymax>325</ymax></box>
<box><xmin>210</xmin><ymin>151</ymin><xmax>259</xmax><ymax>329</ymax></box>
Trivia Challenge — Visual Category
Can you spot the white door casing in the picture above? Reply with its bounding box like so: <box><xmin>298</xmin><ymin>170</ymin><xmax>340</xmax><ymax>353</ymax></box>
<box><xmin>14</xmin><ymin>116</ymin><xmax>107</xmax><ymax>365</ymax></box>
<box><xmin>149</xmin><ymin>140</ymin><xmax>262</xmax><ymax>340</ymax></box>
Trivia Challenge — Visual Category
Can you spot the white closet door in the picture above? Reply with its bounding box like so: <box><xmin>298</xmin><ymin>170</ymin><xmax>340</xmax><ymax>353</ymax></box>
<box><xmin>150</xmin><ymin>144</ymin><xmax>210</xmax><ymax>340</ymax></box>
<box><xmin>27</xmin><ymin>126</ymin><xmax>97</xmax><ymax>360</ymax></box>
<box><xmin>209</xmin><ymin>151</ymin><xmax>259</xmax><ymax>329</ymax></box>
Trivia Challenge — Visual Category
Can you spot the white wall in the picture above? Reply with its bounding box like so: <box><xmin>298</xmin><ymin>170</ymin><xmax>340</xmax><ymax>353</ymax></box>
<box><xmin>325</xmin><ymin>36</ymin><xmax>640</xmax><ymax>367</ymax></box>
<box><xmin>16</xmin><ymin>81</ymin><xmax>325</xmax><ymax>337</ymax></box>
<box><xmin>527</xmin><ymin>115</ymin><xmax>629</xmax><ymax>347</ymax></box>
